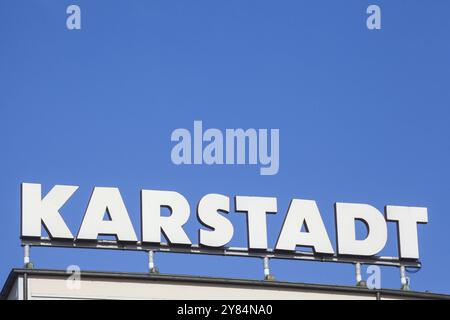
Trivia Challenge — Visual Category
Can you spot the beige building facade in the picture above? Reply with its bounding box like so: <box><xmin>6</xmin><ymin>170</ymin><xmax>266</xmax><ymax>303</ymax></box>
<box><xmin>1</xmin><ymin>268</ymin><xmax>449</xmax><ymax>300</ymax></box>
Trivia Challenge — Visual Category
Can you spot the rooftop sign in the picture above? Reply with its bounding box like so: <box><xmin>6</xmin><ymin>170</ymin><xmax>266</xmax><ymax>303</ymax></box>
<box><xmin>20</xmin><ymin>183</ymin><xmax>428</xmax><ymax>268</ymax></box>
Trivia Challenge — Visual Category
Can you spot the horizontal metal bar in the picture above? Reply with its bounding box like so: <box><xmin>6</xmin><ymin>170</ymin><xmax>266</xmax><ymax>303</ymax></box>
<box><xmin>21</xmin><ymin>238</ymin><xmax>421</xmax><ymax>268</ymax></box>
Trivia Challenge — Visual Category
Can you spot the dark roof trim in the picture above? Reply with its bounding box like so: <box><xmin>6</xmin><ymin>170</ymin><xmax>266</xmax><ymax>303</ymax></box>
<box><xmin>2</xmin><ymin>268</ymin><xmax>449</xmax><ymax>300</ymax></box>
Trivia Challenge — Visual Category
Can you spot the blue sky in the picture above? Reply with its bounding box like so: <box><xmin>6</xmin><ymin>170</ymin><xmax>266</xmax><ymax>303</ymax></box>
<box><xmin>1</xmin><ymin>0</ymin><xmax>449</xmax><ymax>294</ymax></box>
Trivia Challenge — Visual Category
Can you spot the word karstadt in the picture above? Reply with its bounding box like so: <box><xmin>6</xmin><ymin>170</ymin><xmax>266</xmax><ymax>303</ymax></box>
<box><xmin>21</xmin><ymin>183</ymin><xmax>427</xmax><ymax>261</ymax></box>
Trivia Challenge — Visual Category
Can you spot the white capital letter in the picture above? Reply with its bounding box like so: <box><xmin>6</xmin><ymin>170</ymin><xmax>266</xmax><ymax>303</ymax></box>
<box><xmin>386</xmin><ymin>205</ymin><xmax>428</xmax><ymax>259</ymax></box>
<box><xmin>335</xmin><ymin>203</ymin><xmax>387</xmax><ymax>256</ymax></box>
<box><xmin>21</xmin><ymin>183</ymin><xmax>77</xmax><ymax>239</ymax></box>
<box><xmin>198</xmin><ymin>194</ymin><xmax>233</xmax><ymax>247</ymax></box>
<box><xmin>141</xmin><ymin>190</ymin><xmax>191</xmax><ymax>245</ymax></box>
<box><xmin>77</xmin><ymin>187</ymin><xmax>137</xmax><ymax>242</ymax></box>
<box><xmin>276</xmin><ymin>199</ymin><xmax>334</xmax><ymax>254</ymax></box>
<box><xmin>235</xmin><ymin>196</ymin><xmax>277</xmax><ymax>250</ymax></box>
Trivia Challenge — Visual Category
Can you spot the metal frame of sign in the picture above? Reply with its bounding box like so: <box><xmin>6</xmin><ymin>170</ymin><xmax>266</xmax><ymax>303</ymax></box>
<box><xmin>21</xmin><ymin>238</ymin><xmax>421</xmax><ymax>268</ymax></box>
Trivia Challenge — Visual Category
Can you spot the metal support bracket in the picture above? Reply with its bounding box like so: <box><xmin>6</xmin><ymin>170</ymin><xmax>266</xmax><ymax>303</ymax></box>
<box><xmin>355</xmin><ymin>262</ymin><xmax>367</xmax><ymax>287</ymax></box>
<box><xmin>263</xmin><ymin>256</ymin><xmax>275</xmax><ymax>280</ymax></box>
<box><xmin>23</xmin><ymin>244</ymin><xmax>33</xmax><ymax>269</ymax></box>
<box><xmin>400</xmin><ymin>265</ymin><xmax>410</xmax><ymax>291</ymax></box>
<box><xmin>148</xmin><ymin>250</ymin><xmax>159</xmax><ymax>274</ymax></box>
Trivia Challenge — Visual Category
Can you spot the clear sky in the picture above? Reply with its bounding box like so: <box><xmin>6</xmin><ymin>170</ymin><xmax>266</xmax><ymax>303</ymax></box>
<box><xmin>1</xmin><ymin>0</ymin><xmax>449</xmax><ymax>294</ymax></box>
